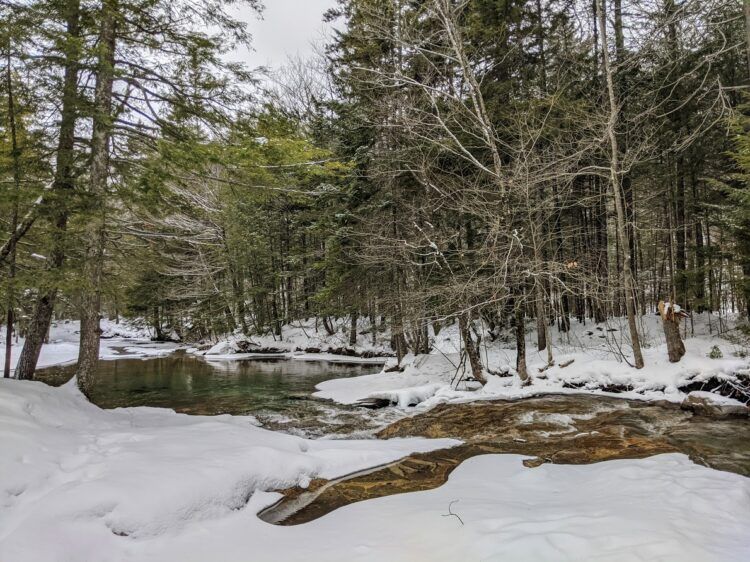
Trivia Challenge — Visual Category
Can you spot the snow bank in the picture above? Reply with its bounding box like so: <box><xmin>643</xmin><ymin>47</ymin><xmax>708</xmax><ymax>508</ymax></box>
<box><xmin>316</xmin><ymin>316</ymin><xmax>750</xmax><ymax>410</ymax></box>
<box><xmin>191</xmin><ymin>317</ymin><xmax>394</xmax><ymax>360</ymax></box>
<box><xmin>314</xmin><ymin>353</ymin><xmax>471</xmax><ymax>405</ymax></box>
<box><xmin>34</xmin><ymin>453</ymin><xmax>749</xmax><ymax>562</ymax></box>
<box><xmin>681</xmin><ymin>391</ymin><xmax>749</xmax><ymax>418</ymax></box>
<box><xmin>290</xmin><ymin>352</ymin><xmax>387</xmax><ymax>364</ymax></box>
<box><xmin>367</xmin><ymin>383</ymin><xmax>445</xmax><ymax>408</ymax></box>
<box><xmin>0</xmin><ymin>319</ymin><xmax>179</xmax><ymax>373</ymax></box>
<box><xmin>0</xmin><ymin>379</ymin><xmax>458</xmax><ymax>561</ymax></box>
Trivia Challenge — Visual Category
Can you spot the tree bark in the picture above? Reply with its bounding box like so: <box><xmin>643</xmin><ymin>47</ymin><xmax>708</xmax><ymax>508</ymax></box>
<box><xmin>535</xmin><ymin>285</ymin><xmax>547</xmax><ymax>351</ymax></box>
<box><xmin>15</xmin><ymin>0</ymin><xmax>82</xmax><ymax>381</ymax></box>
<box><xmin>76</xmin><ymin>0</ymin><xmax>116</xmax><ymax>397</ymax></box>
<box><xmin>349</xmin><ymin>311</ymin><xmax>358</xmax><ymax>347</ymax></box>
<box><xmin>4</xmin><ymin>42</ymin><xmax>21</xmax><ymax>378</ymax></box>
<box><xmin>515</xmin><ymin>307</ymin><xmax>529</xmax><ymax>383</ymax></box>
<box><xmin>15</xmin><ymin>297</ymin><xmax>56</xmax><ymax>380</ymax></box>
<box><xmin>597</xmin><ymin>0</ymin><xmax>644</xmax><ymax>368</ymax></box>
<box><xmin>659</xmin><ymin>301</ymin><xmax>685</xmax><ymax>362</ymax></box>
<box><xmin>459</xmin><ymin>311</ymin><xmax>485</xmax><ymax>384</ymax></box>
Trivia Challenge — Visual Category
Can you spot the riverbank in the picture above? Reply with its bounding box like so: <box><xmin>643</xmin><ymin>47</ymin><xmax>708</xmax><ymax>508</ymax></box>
<box><xmin>314</xmin><ymin>313</ymin><xmax>750</xmax><ymax>410</ymax></box>
<box><xmin>0</xmin><ymin>319</ymin><xmax>181</xmax><ymax>374</ymax></box>
<box><xmin>262</xmin><ymin>394</ymin><xmax>750</xmax><ymax>525</ymax></box>
<box><xmin>0</xmin><ymin>378</ymin><xmax>458</xmax><ymax>561</ymax></box>
<box><xmin>0</xmin><ymin>378</ymin><xmax>748</xmax><ymax>561</ymax></box>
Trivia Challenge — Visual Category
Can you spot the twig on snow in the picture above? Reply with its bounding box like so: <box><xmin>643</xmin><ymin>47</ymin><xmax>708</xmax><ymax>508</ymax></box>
<box><xmin>442</xmin><ymin>500</ymin><xmax>464</xmax><ymax>525</ymax></box>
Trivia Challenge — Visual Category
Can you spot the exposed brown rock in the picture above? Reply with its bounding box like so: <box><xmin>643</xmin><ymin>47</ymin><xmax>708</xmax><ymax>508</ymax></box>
<box><xmin>260</xmin><ymin>395</ymin><xmax>750</xmax><ymax>526</ymax></box>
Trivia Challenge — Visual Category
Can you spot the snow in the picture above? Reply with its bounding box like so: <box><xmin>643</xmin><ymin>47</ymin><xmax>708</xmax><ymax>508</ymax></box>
<box><xmin>367</xmin><ymin>383</ymin><xmax>446</xmax><ymax>408</ymax></box>
<box><xmin>314</xmin><ymin>353</ymin><xmax>469</xmax><ymax>405</ymax></box>
<box><xmin>315</xmin><ymin>313</ymin><xmax>750</xmax><ymax>410</ymax></box>
<box><xmin>0</xmin><ymin>319</ymin><xmax>180</xmax><ymax>374</ymax></box>
<box><xmin>687</xmin><ymin>390</ymin><xmax>746</xmax><ymax>407</ymax></box>
<box><xmin>290</xmin><ymin>352</ymin><xmax>387</xmax><ymax>364</ymax></box>
<box><xmin>0</xmin><ymin>379</ymin><xmax>748</xmax><ymax>561</ymax></box>
<box><xmin>0</xmin><ymin>378</ymin><xmax>458</xmax><ymax>561</ymax></box>
<box><xmin>190</xmin><ymin>317</ymin><xmax>394</xmax><ymax>358</ymax></box>
<box><xmin>0</xmin><ymin>315</ymin><xmax>748</xmax><ymax>561</ymax></box>
<box><xmin>204</xmin><ymin>340</ymin><xmax>238</xmax><ymax>355</ymax></box>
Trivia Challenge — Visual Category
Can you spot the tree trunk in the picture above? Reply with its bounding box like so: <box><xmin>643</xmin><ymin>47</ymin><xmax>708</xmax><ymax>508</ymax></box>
<box><xmin>322</xmin><ymin>315</ymin><xmax>335</xmax><ymax>336</ymax></box>
<box><xmin>692</xmin><ymin>176</ymin><xmax>706</xmax><ymax>311</ymax></box>
<box><xmin>152</xmin><ymin>306</ymin><xmax>164</xmax><ymax>340</ymax></box>
<box><xmin>597</xmin><ymin>0</ymin><xmax>644</xmax><ymax>368</ymax></box>
<box><xmin>15</xmin><ymin>296</ymin><xmax>56</xmax><ymax>380</ymax></box>
<box><xmin>3</xmin><ymin>42</ymin><xmax>21</xmax><ymax>378</ymax></box>
<box><xmin>77</xmin><ymin>0</ymin><xmax>116</xmax><ymax>397</ymax></box>
<box><xmin>459</xmin><ymin>311</ymin><xmax>485</xmax><ymax>384</ymax></box>
<box><xmin>659</xmin><ymin>301</ymin><xmax>685</xmax><ymax>362</ymax></box>
<box><xmin>349</xmin><ymin>311</ymin><xmax>358</xmax><ymax>347</ymax></box>
<box><xmin>515</xmin><ymin>307</ymin><xmax>529</xmax><ymax>383</ymax></box>
<box><xmin>14</xmin><ymin>0</ymin><xmax>81</xmax><ymax>381</ymax></box>
<box><xmin>535</xmin><ymin>287</ymin><xmax>547</xmax><ymax>351</ymax></box>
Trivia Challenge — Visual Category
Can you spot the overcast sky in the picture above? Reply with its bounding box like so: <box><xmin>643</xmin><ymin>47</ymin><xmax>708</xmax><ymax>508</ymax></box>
<box><xmin>233</xmin><ymin>0</ymin><xmax>338</xmax><ymax>71</ymax></box>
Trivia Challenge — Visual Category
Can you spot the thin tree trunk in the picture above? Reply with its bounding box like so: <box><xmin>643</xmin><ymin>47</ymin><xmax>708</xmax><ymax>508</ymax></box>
<box><xmin>15</xmin><ymin>0</ymin><xmax>81</xmax><ymax>381</ymax></box>
<box><xmin>515</xmin><ymin>307</ymin><xmax>529</xmax><ymax>383</ymax></box>
<box><xmin>597</xmin><ymin>0</ymin><xmax>644</xmax><ymax>368</ymax></box>
<box><xmin>535</xmin><ymin>280</ymin><xmax>547</xmax><ymax>351</ymax></box>
<box><xmin>76</xmin><ymin>0</ymin><xmax>117</xmax><ymax>396</ymax></box>
<box><xmin>3</xmin><ymin>43</ymin><xmax>21</xmax><ymax>378</ymax></box>
<box><xmin>349</xmin><ymin>310</ymin><xmax>358</xmax><ymax>347</ymax></box>
<box><xmin>459</xmin><ymin>311</ymin><xmax>485</xmax><ymax>384</ymax></box>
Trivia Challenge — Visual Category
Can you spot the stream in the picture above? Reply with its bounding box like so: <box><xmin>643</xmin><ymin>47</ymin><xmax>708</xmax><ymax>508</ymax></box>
<box><xmin>37</xmin><ymin>352</ymin><xmax>750</xmax><ymax>526</ymax></box>
<box><xmin>37</xmin><ymin>352</ymin><xmax>390</xmax><ymax>436</ymax></box>
<box><xmin>259</xmin><ymin>394</ymin><xmax>750</xmax><ymax>525</ymax></box>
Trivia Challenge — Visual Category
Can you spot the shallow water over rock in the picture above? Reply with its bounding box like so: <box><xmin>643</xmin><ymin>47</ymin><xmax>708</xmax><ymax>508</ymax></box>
<box><xmin>260</xmin><ymin>394</ymin><xmax>750</xmax><ymax>525</ymax></box>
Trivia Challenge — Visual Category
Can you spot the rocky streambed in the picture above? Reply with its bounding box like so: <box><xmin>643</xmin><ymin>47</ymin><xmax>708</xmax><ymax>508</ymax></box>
<box><xmin>260</xmin><ymin>394</ymin><xmax>750</xmax><ymax>525</ymax></box>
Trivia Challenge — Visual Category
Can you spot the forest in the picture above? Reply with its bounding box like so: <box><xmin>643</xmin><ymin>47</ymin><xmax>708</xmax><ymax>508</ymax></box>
<box><xmin>1</xmin><ymin>1</ymin><xmax>750</xmax><ymax>560</ymax></box>
<box><xmin>1</xmin><ymin>0</ymin><xmax>749</xmax><ymax>386</ymax></box>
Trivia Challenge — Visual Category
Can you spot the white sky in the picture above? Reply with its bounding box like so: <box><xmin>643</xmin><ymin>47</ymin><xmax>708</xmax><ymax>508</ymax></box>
<box><xmin>233</xmin><ymin>0</ymin><xmax>339</xmax><ymax>71</ymax></box>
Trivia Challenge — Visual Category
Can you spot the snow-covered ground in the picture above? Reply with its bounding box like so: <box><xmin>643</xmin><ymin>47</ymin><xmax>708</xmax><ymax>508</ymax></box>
<box><xmin>0</xmin><ymin>319</ymin><xmax>182</xmax><ymax>374</ymax></box>
<box><xmin>0</xmin><ymin>378</ymin><xmax>458</xmax><ymax>561</ymax></box>
<box><xmin>315</xmin><ymin>313</ymin><xmax>750</xmax><ymax>410</ymax></box>
<box><xmin>0</xmin><ymin>378</ymin><xmax>747</xmax><ymax>561</ymax></box>
<box><xmin>187</xmin><ymin>317</ymin><xmax>393</xmax><ymax>361</ymax></box>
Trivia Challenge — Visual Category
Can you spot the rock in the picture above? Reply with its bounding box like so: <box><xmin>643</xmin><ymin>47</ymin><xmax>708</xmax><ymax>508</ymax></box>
<box><xmin>204</xmin><ymin>340</ymin><xmax>237</xmax><ymax>355</ymax></box>
<box><xmin>680</xmin><ymin>391</ymin><xmax>749</xmax><ymax>419</ymax></box>
<box><xmin>234</xmin><ymin>339</ymin><xmax>260</xmax><ymax>353</ymax></box>
<box><xmin>355</xmin><ymin>397</ymin><xmax>394</xmax><ymax>409</ymax></box>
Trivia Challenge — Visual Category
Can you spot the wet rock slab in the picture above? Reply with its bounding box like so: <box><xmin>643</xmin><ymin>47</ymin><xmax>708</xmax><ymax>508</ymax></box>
<box><xmin>260</xmin><ymin>394</ymin><xmax>750</xmax><ymax>525</ymax></box>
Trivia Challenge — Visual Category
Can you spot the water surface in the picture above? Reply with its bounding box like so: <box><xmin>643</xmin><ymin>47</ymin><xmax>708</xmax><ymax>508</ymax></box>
<box><xmin>38</xmin><ymin>353</ymin><xmax>385</xmax><ymax>435</ymax></box>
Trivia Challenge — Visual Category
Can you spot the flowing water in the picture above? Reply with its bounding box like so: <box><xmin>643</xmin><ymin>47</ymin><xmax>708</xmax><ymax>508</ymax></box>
<box><xmin>37</xmin><ymin>352</ymin><xmax>387</xmax><ymax>436</ymax></box>
<box><xmin>259</xmin><ymin>395</ymin><xmax>750</xmax><ymax>525</ymax></box>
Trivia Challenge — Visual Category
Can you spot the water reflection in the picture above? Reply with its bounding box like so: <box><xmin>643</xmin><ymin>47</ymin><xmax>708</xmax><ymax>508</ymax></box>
<box><xmin>37</xmin><ymin>354</ymin><xmax>382</xmax><ymax>430</ymax></box>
